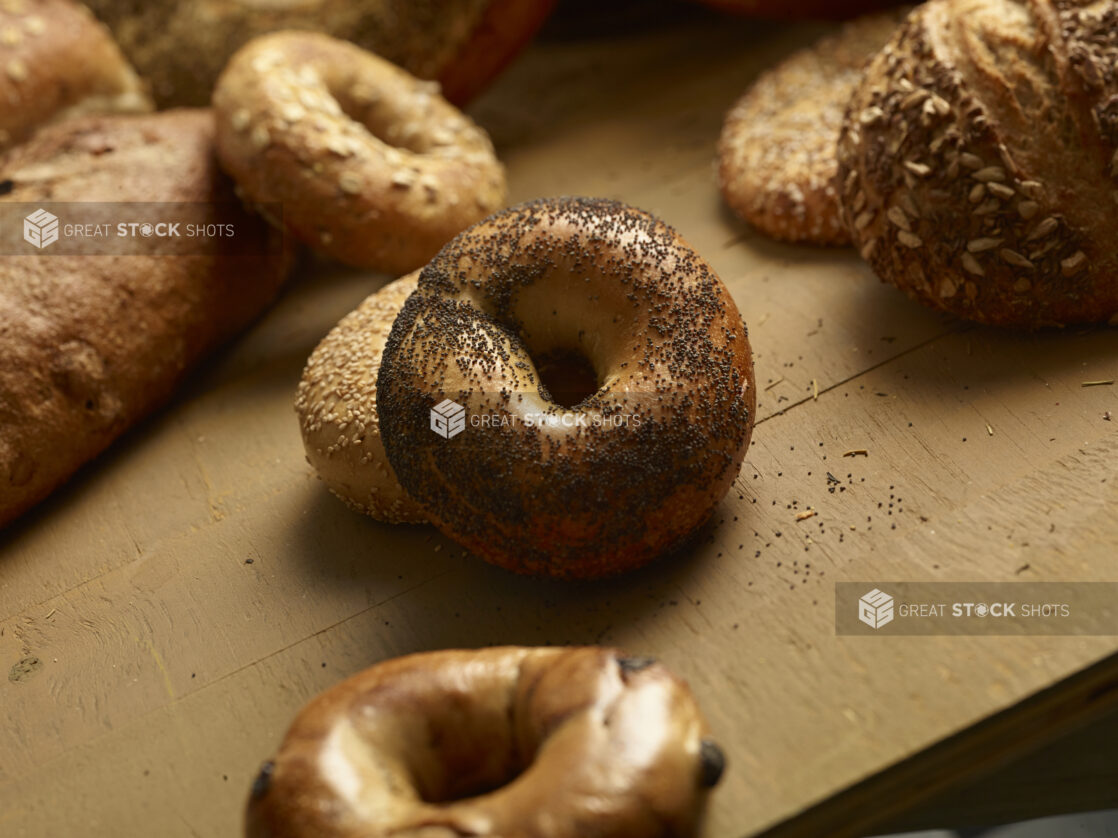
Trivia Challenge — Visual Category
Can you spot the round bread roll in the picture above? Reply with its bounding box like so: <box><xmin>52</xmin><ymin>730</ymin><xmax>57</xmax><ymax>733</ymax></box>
<box><xmin>246</xmin><ymin>647</ymin><xmax>725</xmax><ymax>838</ymax></box>
<box><xmin>84</xmin><ymin>0</ymin><xmax>555</xmax><ymax>108</ymax></box>
<box><xmin>837</xmin><ymin>0</ymin><xmax>1118</xmax><ymax>328</ymax></box>
<box><xmin>0</xmin><ymin>110</ymin><xmax>293</xmax><ymax>529</ymax></box>
<box><xmin>0</xmin><ymin>0</ymin><xmax>151</xmax><ymax>152</ymax></box>
<box><xmin>214</xmin><ymin>31</ymin><xmax>506</xmax><ymax>275</ymax></box>
<box><xmin>718</xmin><ymin>9</ymin><xmax>909</xmax><ymax>245</ymax></box>
<box><xmin>377</xmin><ymin>197</ymin><xmax>756</xmax><ymax>579</ymax></box>
<box><xmin>295</xmin><ymin>273</ymin><xmax>426</xmax><ymax>525</ymax></box>
<box><xmin>689</xmin><ymin>0</ymin><xmax>906</xmax><ymax>19</ymax></box>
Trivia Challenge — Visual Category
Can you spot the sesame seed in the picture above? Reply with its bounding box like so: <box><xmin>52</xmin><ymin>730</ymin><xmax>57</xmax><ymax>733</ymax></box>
<box><xmin>886</xmin><ymin>206</ymin><xmax>911</xmax><ymax>231</ymax></box>
<box><xmin>967</xmin><ymin>237</ymin><xmax>1002</xmax><ymax>253</ymax></box>
<box><xmin>987</xmin><ymin>182</ymin><xmax>1015</xmax><ymax>200</ymax></box>
<box><xmin>1027</xmin><ymin>217</ymin><xmax>1059</xmax><ymax>240</ymax></box>
<box><xmin>0</xmin><ymin>26</ymin><xmax>20</xmax><ymax>45</ymax></box>
<box><xmin>339</xmin><ymin>172</ymin><xmax>362</xmax><ymax>194</ymax></box>
<box><xmin>854</xmin><ymin>210</ymin><xmax>874</xmax><ymax>230</ymax></box>
<box><xmin>968</xmin><ymin>184</ymin><xmax>986</xmax><ymax>203</ymax></box>
<box><xmin>972</xmin><ymin>166</ymin><xmax>1006</xmax><ymax>182</ymax></box>
<box><xmin>231</xmin><ymin>109</ymin><xmax>251</xmax><ymax>132</ymax></box>
<box><xmin>939</xmin><ymin>277</ymin><xmax>958</xmax><ymax>298</ymax></box>
<box><xmin>961</xmin><ymin>252</ymin><xmax>984</xmax><ymax>276</ymax></box>
<box><xmin>904</xmin><ymin>161</ymin><xmax>932</xmax><ymax>177</ymax></box>
<box><xmin>860</xmin><ymin>239</ymin><xmax>877</xmax><ymax>260</ymax></box>
<box><xmin>897</xmin><ymin>231</ymin><xmax>922</xmax><ymax>248</ymax></box>
<box><xmin>6</xmin><ymin>58</ymin><xmax>27</xmax><ymax>82</ymax></box>
<box><xmin>1061</xmin><ymin>251</ymin><xmax>1088</xmax><ymax>276</ymax></box>
<box><xmin>960</xmin><ymin>153</ymin><xmax>984</xmax><ymax>169</ymax></box>
<box><xmin>859</xmin><ymin>106</ymin><xmax>885</xmax><ymax>125</ymax></box>
<box><xmin>1000</xmin><ymin>249</ymin><xmax>1034</xmax><ymax>269</ymax></box>
<box><xmin>1018</xmin><ymin>200</ymin><xmax>1039</xmax><ymax>219</ymax></box>
<box><xmin>23</xmin><ymin>16</ymin><xmax>44</xmax><ymax>35</ymax></box>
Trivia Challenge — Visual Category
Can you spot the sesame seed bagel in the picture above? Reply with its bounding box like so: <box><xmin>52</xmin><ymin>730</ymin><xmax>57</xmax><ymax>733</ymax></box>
<box><xmin>295</xmin><ymin>273</ymin><xmax>426</xmax><ymax>525</ymax></box>
<box><xmin>0</xmin><ymin>0</ymin><xmax>151</xmax><ymax>153</ymax></box>
<box><xmin>837</xmin><ymin>0</ymin><xmax>1118</xmax><ymax>328</ymax></box>
<box><xmin>85</xmin><ymin>0</ymin><xmax>555</xmax><ymax>108</ymax></box>
<box><xmin>717</xmin><ymin>9</ymin><xmax>909</xmax><ymax>245</ymax></box>
<box><xmin>214</xmin><ymin>31</ymin><xmax>507</xmax><ymax>275</ymax></box>
<box><xmin>376</xmin><ymin>197</ymin><xmax>756</xmax><ymax>579</ymax></box>
<box><xmin>245</xmin><ymin>647</ymin><xmax>726</xmax><ymax>838</ymax></box>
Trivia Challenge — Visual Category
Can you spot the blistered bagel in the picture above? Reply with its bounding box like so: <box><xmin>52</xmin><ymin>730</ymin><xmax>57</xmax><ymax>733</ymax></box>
<box><xmin>246</xmin><ymin>647</ymin><xmax>725</xmax><ymax>838</ymax></box>
<box><xmin>377</xmin><ymin>197</ymin><xmax>756</xmax><ymax>579</ymax></box>
<box><xmin>295</xmin><ymin>273</ymin><xmax>427</xmax><ymax>524</ymax></box>
<box><xmin>214</xmin><ymin>31</ymin><xmax>506</xmax><ymax>275</ymax></box>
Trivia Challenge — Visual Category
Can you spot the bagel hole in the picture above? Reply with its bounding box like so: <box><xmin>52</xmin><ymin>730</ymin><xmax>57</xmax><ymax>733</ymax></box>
<box><xmin>534</xmin><ymin>349</ymin><xmax>599</xmax><ymax>408</ymax></box>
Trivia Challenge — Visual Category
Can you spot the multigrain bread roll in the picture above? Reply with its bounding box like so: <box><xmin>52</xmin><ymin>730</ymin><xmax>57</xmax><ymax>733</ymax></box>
<box><xmin>0</xmin><ymin>111</ymin><xmax>293</xmax><ymax>529</ymax></box>
<box><xmin>0</xmin><ymin>0</ymin><xmax>150</xmax><ymax>152</ymax></box>
<box><xmin>837</xmin><ymin>0</ymin><xmax>1118</xmax><ymax>328</ymax></box>
<box><xmin>83</xmin><ymin>0</ymin><xmax>555</xmax><ymax>108</ymax></box>
<box><xmin>718</xmin><ymin>9</ymin><xmax>909</xmax><ymax>244</ymax></box>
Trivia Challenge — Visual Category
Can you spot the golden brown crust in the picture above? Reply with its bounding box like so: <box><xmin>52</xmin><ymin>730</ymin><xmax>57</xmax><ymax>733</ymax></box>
<box><xmin>376</xmin><ymin>197</ymin><xmax>756</xmax><ymax>580</ymax></box>
<box><xmin>837</xmin><ymin>0</ymin><xmax>1118</xmax><ymax>328</ymax></box>
<box><xmin>83</xmin><ymin>0</ymin><xmax>552</xmax><ymax>108</ymax></box>
<box><xmin>690</xmin><ymin>0</ymin><xmax>906</xmax><ymax>19</ymax></box>
<box><xmin>295</xmin><ymin>273</ymin><xmax>427</xmax><ymax>525</ymax></box>
<box><xmin>718</xmin><ymin>9</ymin><xmax>909</xmax><ymax>245</ymax></box>
<box><xmin>245</xmin><ymin>647</ymin><xmax>724</xmax><ymax>838</ymax></box>
<box><xmin>0</xmin><ymin>110</ymin><xmax>293</xmax><ymax>529</ymax></box>
<box><xmin>214</xmin><ymin>31</ymin><xmax>507</xmax><ymax>276</ymax></box>
<box><xmin>0</xmin><ymin>0</ymin><xmax>150</xmax><ymax>152</ymax></box>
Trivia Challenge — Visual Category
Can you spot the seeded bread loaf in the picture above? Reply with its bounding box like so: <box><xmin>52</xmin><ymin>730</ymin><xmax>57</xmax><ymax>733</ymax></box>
<box><xmin>837</xmin><ymin>0</ymin><xmax>1118</xmax><ymax>328</ymax></box>
<box><xmin>83</xmin><ymin>0</ymin><xmax>554</xmax><ymax>108</ymax></box>
<box><xmin>0</xmin><ymin>0</ymin><xmax>150</xmax><ymax>152</ymax></box>
<box><xmin>0</xmin><ymin>110</ymin><xmax>292</xmax><ymax>528</ymax></box>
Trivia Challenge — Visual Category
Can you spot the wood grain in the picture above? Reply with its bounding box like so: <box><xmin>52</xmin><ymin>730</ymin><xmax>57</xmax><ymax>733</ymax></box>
<box><xmin>1</xmin><ymin>10</ymin><xmax>1117</xmax><ymax>838</ymax></box>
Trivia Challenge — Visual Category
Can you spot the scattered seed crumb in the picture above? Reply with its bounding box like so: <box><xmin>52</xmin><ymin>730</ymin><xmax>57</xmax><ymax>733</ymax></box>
<box><xmin>842</xmin><ymin>449</ymin><xmax>869</xmax><ymax>457</ymax></box>
<box><xmin>764</xmin><ymin>377</ymin><xmax>785</xmax><ymax>391</ymax></box>
<box><xmin>796</xmin><ymin>510</ymin><xmax>816</xmax><ymax>522</ymax></box>
<box><xmin>986</xmin><ymin>423</ymin><xmax>994</xmax><ymax>436</ymax></box>
<box><xmin>1081</xmin><ymin>380</ymin><xmax>1114</xmax><ymax>387</ymax></box>
<box><xmin>812</xmin><ymin>379</ymin><xmax>818</xmax><ymax>400</ymax></box>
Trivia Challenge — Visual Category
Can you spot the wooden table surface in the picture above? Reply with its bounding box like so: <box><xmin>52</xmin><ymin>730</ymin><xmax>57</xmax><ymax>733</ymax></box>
<box><xmin>2</xmin><ymin>8</ymin><xmax>1118</xmax><ymax>838</ymax></box>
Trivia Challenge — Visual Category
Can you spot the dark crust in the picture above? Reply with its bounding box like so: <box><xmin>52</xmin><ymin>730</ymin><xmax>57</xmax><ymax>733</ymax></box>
<box><xmin>377</xmin><ymin>197</ymin><xmax>756</xmax><ymax>579</ymax></box>
<box><xmin>836</xmin><ymin>0</ymin><xmax>1118</xmax><ymax>329</ymax></box>
<box><xmin>0</xmin><ymin>110</ymin><xmax>292</xmax><ymax>529</ymax></box>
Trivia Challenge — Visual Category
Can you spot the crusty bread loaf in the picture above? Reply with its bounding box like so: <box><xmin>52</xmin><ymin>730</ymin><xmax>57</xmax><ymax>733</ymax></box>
<box><xmin>83</xmin><ymin>0</ymin><xmax>554</xmax><ymax>108</ymax></box>
<box><xmin>0</xmin><ymin>0</ymin><xmax>150</xmax><ymax>152</ymax></box>
<box><xmin>837</xmin><ymin>0</ymin><xmax>1118</xmax><ymax>327</ymax></box>
<box><xmin>0</xmin><ymin>110</ymin><xmax>293</xmax><ymax>529</ymax></box>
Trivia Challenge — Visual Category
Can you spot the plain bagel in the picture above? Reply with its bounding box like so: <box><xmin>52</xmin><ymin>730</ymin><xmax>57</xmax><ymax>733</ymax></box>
<box><xmin>246</xmin><ymin>647</ymin><xmax>726</xmax><ymax>838</ymax></box>
<box><xmin>377</xmin><ymin>197</ymin><xmax>756</xmax><ymax>579</ymax></box>
<box><xmin>214</xmin><ymin>31</ymin><xmax>506</xmax><ymax>275</ymax></box>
